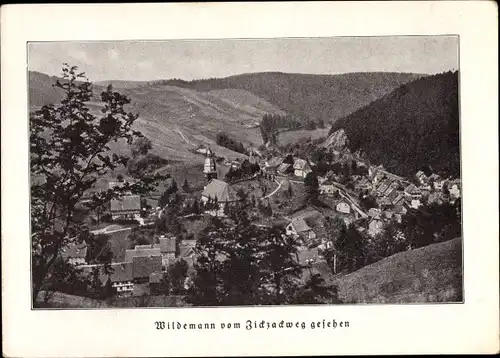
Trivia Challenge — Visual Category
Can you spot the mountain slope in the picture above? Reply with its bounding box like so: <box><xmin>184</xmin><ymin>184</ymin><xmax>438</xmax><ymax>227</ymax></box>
<box><xmin>330</xmin><ymin>237</ymin><xmax>463</xmax><ymax>303</ymax></box>
<box><xmin>157</xmin><ymin>71</ymin><xmax>423</xmax><ymax>123</ymax></box>
<box><xmin>29</xmin><ymin>71</ymin><xmax>284</xmax><ymax>162</ymax></box>
<box><xmin>330</xmin><ymin>71</ymin><xmax>460</xmax><ymax>177</ymax></box>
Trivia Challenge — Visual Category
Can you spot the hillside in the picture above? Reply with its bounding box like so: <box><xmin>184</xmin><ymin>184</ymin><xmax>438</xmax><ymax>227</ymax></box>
<box><xmin>330</xmin><ymin>71</ymin><xmax>460</xmax><ymax>177</ymax></box>
<box><xmin>329</xmin><ymin>237</ymin><xmax>463</xmax><ymax>303</ymax></box>
<box><xmin>158</xmin><ymin>72</ymin><xmax>422</xmax><ymax>123</ymax></box>
<box><xmin>29</xmin><ymin>71</ymin><xmax>284</xmax><ymax>162</ymax></box>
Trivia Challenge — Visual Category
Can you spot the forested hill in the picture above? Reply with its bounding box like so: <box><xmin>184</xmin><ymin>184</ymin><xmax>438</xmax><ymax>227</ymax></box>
<box><xmin>155</xmin><ymin>72</ymin><xmax>422</xmax><ymax>123</ymax></box>
<box><xmin>330</xmin><ymin>71</ymin><xmax>460</xmax><ymax>178</ymax></box>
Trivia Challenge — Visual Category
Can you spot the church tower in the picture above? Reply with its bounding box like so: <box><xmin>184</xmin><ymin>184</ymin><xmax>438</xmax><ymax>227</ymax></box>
<box><xmin>203</xmin><ymin>147</ymin><xmax>218</xmax><ymax>182</ymax></box>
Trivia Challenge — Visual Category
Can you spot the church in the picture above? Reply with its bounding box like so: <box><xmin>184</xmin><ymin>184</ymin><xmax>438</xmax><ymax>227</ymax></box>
<box><xmin>201</xmin><ymin>148</ymin><xmax>238</xmax><ymax>216</ymax></box>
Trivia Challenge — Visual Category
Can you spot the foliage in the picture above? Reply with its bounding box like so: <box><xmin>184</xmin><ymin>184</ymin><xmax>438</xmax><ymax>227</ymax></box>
<box><xmin>186</xmin><ymin>207</ymin><xmax>334</xmax><ymax>306</ymax></box>
<box><xmin>216</xmin><ymin>132</ymin><xmax>247</xmax><ymax>155</ymax></box>
<box><xmin>158</xmin><ymin>72</ymin><xmax>419</xmax><ymax>127</ymax></box>
<box><xmin>127</xmin><ymin>227</ymin><xmax>153</xmax><ymax>249</ymax></box>
<box><xmin>127</xmin><ymin>153</ymin><xmax>169</xmax><ymax>179</ymax></box>
<box><xmin>304</xmin><ymin>172</ymin><xmax>320</xmax><ymax>204</ymax></box>
<box><xmin>330</xmin><ymin>71</ymin><xmax>460</xmax><ymax>177</ymax></box>
<box><xmin>30</xmin><ymin>64</ymin><xmax>165</xmax><ymax>304</ymax></box>
<box><xmin>260</xmin><ymin>113</ymin><xmax>302</xmax><ymax>144</ymax></box>
<box><xmin>167</xmin><ymin>259</ymin><xmax>189</xmax><ymax>295</ymax></box>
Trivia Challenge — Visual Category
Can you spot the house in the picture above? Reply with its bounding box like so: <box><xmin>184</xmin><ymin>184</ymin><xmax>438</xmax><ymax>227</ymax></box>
<box><xmin>153</xmin><ymin>236</ymin><xmax>177</xmax><ymax>267</ymax></box>
<box><xmin>296</xmin><ymin>247</ymin><xmax>320</xmax><ymax>266</ymax></box>
<box><xmin>264</xmin><ymin>157</ymin><xmax>283</xmax><ymax>173</ymax></box>
<box><xmin>404</xmin><ymin>184</ymin><xmax>422</xmax><ymax>200</ymax></box>
<box><xmin>336</xmin><ymin>200</ymin><xmax>351</xmax><ymax>214</ymax></box>
<box><xmin>132</xmin><ymin>255</ymin><xmax>162</xmax><ymax>282</ymax></box>
<box><xmin>149</xmin><ymin>271</ymin><xmax>163</xmax><ymax>294</ymax></box>
<box><xmin>201</xmin><ymin>179</ymin><xmax>238</xmax><ymax>216</ymax></box>
<box><xmin>368</xmin><ymin>217</ymin><xmax>385</xmax><ymax>237</ymax></box>
<box><xmin>428</xmin><ymin>192</ymin><xmax>445</xmax><ymax>205</ymax></box>
<box><xmin>276</xmin><ymin>163</ymin><xmax>292</xmax><ymax>175</ymax></box>
<box><xmin>108</xmin><ymin>180</ymin><xmax>130</xmax><ymax>191</ymax></box>
<box><xmin>230</xmin><ymin>159</ymin><xmax>241</xmax><ymax>170</ymax></box>
<box><xmin>60</xmin><ymin>243</ymin><xmax>87</xmax><ymax>266</ymax></box>
<box><xmin>286</xmin><ymin>219</ymin><xmax>317</xmax><ymax>241</ymax></box>
<box><xmin>110</xmin><ymin>195</ymin><xmax>141</xmax><ymax>220</ymax></box>
<box><xmin>375</xmin><ymin>179</ymin><xmax>390</xmax><ymax>196</ymax></box>
<box><xmin>434</xmin><ymin>179</ymin><xmax>447</xmax><ymax>191</ymax></box>
<box><xmin>293</xmin><ymin>158</ymin><xmax>312</xmax><ymax>178</ymax></box>
<box><xmin>377</xmin><ymin>196</ymin><xmax>393</xmax><ymax>209</ymax></box>
<box><xmin>104</xmin><ymin>262</ymin><xmax>134</xmax><ymax>296</ymax></box>
<box><xmin>448</xmin><ymin>180</ymin><xmax>461</xmax><ymax>199</ymax></box>
<box><xmin>382</xmin><ymin>210</ymin><xmax>394</xmax><ymax>220</ymax></box>
<box><xmin>196</xmin><ymin>145</ymin><xmax>210</xmax><ymax>155</ymax></box>
<box><xmin>388</xmin><ymin>190</ymin><xmax>404</xmax><ymax>206</ymax></box>
<box><xmin>415</xmin><ymin>170</ymin><xmax>428</xmax><ymax>184</ymax></box>
<box><xmin>355</xmin><ymin>177</ymin><xmax>371</xmax><ymax>191</ymax></box>
<box><xmin>368</xmin><ymin>208</ymin><xmax>382</xmax><ymax>218</ymax></box>
<box><xmin>320</xmin><ymin>179</ymin><xmax>338</xmax><ymax>195</ymax></box>
<box><xmin>410</xmin><ymin>199</ymin><xmax>422</xmax><ymax>209</ymax></box>
<box><xmin>125</xmin><ymin>247</ymin><xmax>162</xmax><ymax>263</ymax></box>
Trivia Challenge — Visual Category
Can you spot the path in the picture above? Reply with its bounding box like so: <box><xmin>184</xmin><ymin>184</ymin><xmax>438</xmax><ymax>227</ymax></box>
<box><xmin>175</xmin><ymin>127</ymin><xmax>192</xmax><ymax>145</ymax></box>
<box><xmin>263</xmin><ymin>179</ymin><xmax>283</xmax><ymax>199</ymax></box>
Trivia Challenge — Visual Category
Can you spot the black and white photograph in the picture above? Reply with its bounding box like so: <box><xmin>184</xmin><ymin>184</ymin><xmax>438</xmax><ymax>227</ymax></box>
<box><xmin>28</xmin><ymin>36</ymin><xmax>464</xmax><ymax>309</ymax></box>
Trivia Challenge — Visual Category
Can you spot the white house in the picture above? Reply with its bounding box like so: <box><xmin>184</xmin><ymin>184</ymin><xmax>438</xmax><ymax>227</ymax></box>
<box><xmin>60</xmin><ymin>243</ymin><xmax>87</xmax><ymax>266</ymax></box>
<box><xmin>106</xmin><ymin>262</ymin><xmax>134</xmax><ymax>296</ymax></box>
<box><xmin>293</xmin><ymin>158</ymin><xmax>312</xmax><ymax>178</ymax></box>
<box><xmin>153</xmin><ymin>236</ymin><xmax>177</xmax><ymax>267</ymax></box>
<box><xmin>110</xmin><ymin>195</ymin><xmax>141</xmax><ymax>220</ymax></box>
<box><xmin>410</xmin><ymin>199</ymin><xmax>422</xmax><ymax>209</ymax></box>
<box><xmin>286</xmin><ymin>219</ymin><xmax>316</xmax><ymax>241</ymax></box>
<box><xmin>336</xmin><ymin>201</ymin><xmax>351</xmax><ymax>214</ymax></box>
<box><xmin>368</xmin><ymin>218</ymin><xmax>385</xmax><ymax>237</ymax></box>
<box><xmin>320</xmin><ymin>179</ymin><xmax>338</xmax><ymax>195</ymax></box>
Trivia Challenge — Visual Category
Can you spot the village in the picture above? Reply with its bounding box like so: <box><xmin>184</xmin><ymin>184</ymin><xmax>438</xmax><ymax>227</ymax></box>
<box><xmin>60</xmin><ymin>142</ymin><xmax>462</xmax><ymax>301</ymax></box>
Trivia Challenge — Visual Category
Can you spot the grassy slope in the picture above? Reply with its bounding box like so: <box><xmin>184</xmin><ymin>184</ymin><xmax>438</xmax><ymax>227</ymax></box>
<box><xmin>278</xmin><ymin>127</ymin><xmax>331</xmax><ymax>146</ymax></box>
<box><xmin>29</xmin><ymin>71</ymin><xmax>282</xmax><ymax>163</ymax></box>
<box><xmin>160</xmin><ymin>71</ymin><xmax>423</xmax><ymax>123</ymax></box>
<box><xmin>329</xmin><ymin>238</ymin><xmax>463</xmax><ymax>304</ymax></box>
<box><xmin>330</xmin><ymin>71</ymin><xmax>460</xmax><ymax>177</ymax></box>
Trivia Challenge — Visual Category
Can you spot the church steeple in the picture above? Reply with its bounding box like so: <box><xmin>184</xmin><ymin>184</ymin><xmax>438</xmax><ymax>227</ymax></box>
<box><xmin>203</xmin><ymin>147</ymin><xmax>217</xmax><ymax>181</ymax></box>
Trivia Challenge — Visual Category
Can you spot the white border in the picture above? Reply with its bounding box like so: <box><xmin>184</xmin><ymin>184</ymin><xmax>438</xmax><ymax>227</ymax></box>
<box><xmin>2</xmin><ymin>2</ymin><xmax>499</xmax><ymax>356</ymax></box>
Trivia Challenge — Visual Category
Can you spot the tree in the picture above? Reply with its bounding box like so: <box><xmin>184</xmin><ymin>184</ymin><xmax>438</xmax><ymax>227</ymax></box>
<box><xmin>287</xmin><ymin>184</ymin><xmax>294</xmax><ymax>198</ymax></box>
<box><xmin>30</xmin><ymin>64</ymin><xmax>164</xmax><ymax>305</ymax></box>
<box><xmin>167</xmin><ymin>259</ymin><xmax>189</xmax><ymax>295</ymax></box>
<box><xmin>186</xmin><ymin>209</ymin><xmax>328</xmax><ymax>306</ymax></box>
<box><xmin>304</xmin><ymin>172</ymin><xmax>320</xmax><ymax>204</ymax></box>
<box><xmin>182</xmin><ymin>178</ymin><xmax>190</xmax><ymax>193</ymax></box>
<box><xmin>291</xmin><ymin>273</ymin><xmax>339</xmax><ymax>304</ymax></box>
<box><xmin>131</xmin><ymin>137</ymin><xmax>152</xmax><ymax>157</ymax></box>
<box><xmin>127</xmin><ymin>227</ymin><xmax>152</xmax><ymax>249</ymax></box>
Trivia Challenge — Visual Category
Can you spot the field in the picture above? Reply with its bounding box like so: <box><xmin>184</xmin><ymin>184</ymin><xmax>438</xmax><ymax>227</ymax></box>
<box><xmin>278</xmin><ymin>127</ymin><xmax>331</xmax><ymax>146</ymax></box>
<box><xmin>328</xmin><ymin>237</ymin><xmax>463</xmax><ymax>304</ymax></box>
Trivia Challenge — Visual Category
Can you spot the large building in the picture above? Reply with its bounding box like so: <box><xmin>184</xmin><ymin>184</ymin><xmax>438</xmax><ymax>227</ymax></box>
<box><xmin>201</xmin><ymin>179</ymin><xmax>238</xmax><ymax>216</ymax></box>
<box><xmin>110</xmin><ymin>195</ymin><xmax>141</xmax><ymax>220</ymax></box>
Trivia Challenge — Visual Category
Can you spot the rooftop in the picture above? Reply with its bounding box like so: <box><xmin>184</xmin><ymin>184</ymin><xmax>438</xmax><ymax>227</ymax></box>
<box><xmin>110</xmin><ymin>195</ymin><xmax>141</xmax><ymax>212</ymax></box>
<box><xmin>201</xmin><ymin>179</ymin><xmax>238</xmax><ymax>202</ymax></box>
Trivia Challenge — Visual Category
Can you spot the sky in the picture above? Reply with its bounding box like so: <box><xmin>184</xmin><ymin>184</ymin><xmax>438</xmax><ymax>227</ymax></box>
<box><xmin>28</xmin><ymin>36</ymin><xmax>459</xmax><ymax>82</ymax></box>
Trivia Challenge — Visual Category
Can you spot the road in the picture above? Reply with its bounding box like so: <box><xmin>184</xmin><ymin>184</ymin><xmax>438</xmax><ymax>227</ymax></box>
<box><xmin>277</xmin><ymin>174</ymin><xmax>368</xmax><ymax>218</ymax></box>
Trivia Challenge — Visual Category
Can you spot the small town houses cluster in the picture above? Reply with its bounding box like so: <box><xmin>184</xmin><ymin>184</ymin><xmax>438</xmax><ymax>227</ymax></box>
<box><xmin>61</xmin><ymin>146</ymin><xmax>461</xmax><ymax>297</ymax></box>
